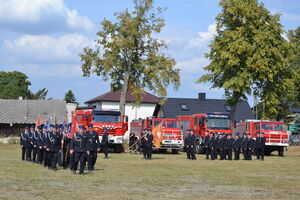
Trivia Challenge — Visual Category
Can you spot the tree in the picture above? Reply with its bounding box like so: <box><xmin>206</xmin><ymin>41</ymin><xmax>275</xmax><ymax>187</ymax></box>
<box><xmin>26</xmin><ymin>88</ymin><xmax>50</xmax><ymax>100</ymax></box>
<box><xmin>64</xmin><ymin>90</ymin><xmax>77</xmax><ymax>103</ymax></box>
<box><xmin>198</xmin><ymin>0</ymin><xmax>293</xmax><ymax>121</ymax></box>
<box><xmin>80</xmin><ymin>0</ymin><xmax>180</xmax><ymax>115</ymax></box>
<box><xmin>0</xmin><ymin>71</ymin><xmax>31</xmax><ymax>99</ymax></box>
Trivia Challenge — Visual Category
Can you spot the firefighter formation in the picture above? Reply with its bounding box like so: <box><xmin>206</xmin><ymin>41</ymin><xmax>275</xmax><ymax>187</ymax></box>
<box><xmin>20</xmin><ymin>124</ymin><xmax>107</xmax><ymax>175</ymax></box>
<box><xmin>19</xmin><ymin>109</ymin><xmax>289</xmax><ymax>175</ymax></box>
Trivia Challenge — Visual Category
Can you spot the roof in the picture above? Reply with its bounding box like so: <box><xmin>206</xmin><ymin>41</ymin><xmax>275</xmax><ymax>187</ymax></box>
<box><xmin>0</xmin><ymin>99</ymin><xmax>68</xmax><ymax>124</ymax></box>
<box><xmin>154</xmin><ymin>97</ymin><xmax>254</xmax><ymax>122</ymax></box>
<box><xmin>85</xmin><ymin>89</ymin><xmax>159</xmax><ymax>104</ymax></box>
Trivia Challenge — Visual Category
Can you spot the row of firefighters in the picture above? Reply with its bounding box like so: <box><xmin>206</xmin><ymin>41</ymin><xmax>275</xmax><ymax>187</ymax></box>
<box><xmin>20</xmin><ymin>124</ymin><xmax>109</xmax><ymax>175</ymax></box>
<box><xmin>184</xmin><ymin>130</ymin><xmax>266</xmax><ymax>161</ymax></box>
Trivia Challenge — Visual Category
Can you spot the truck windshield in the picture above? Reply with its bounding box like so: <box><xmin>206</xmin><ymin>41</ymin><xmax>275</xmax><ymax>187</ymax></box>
<box><xmin>164</xmin><ymin>120</ymin><xmax>177</xmax><ymax>128</ymax></box>
<box><xmin>207</xmin><ymin>118</ymin><xmax>231</xmax><ymax>130</ymax></box>
<box><xmin>92</xmin><ymin>115</ymin><xmax>120</xmax><ymax>123</ymax></box>
<box><xmin>261</xmin><ymin>123</ymin><xmax>286</xmax><ymax>131</ymax></box>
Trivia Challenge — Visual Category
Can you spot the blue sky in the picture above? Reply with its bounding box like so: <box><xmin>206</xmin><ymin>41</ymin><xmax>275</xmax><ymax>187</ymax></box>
<box><xmin>1</xmin><ymin>0</ymin><xmax>299</xmax><ymax>106</ymax></box>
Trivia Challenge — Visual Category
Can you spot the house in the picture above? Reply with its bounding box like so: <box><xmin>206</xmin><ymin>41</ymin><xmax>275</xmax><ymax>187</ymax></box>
<box><xmin>153</xmin><ymin>93</ymin><xmax>254</xmax><ymax>122</ymax></box>
<box><xmin>85</xmin><ymin>89</ymin><xmax>159</xmax><ymax>133</ymax></box>
<box><xmin>0</xmin><ymin>99</ymin><xmax>75</xmax><ymax>136</ymax></box>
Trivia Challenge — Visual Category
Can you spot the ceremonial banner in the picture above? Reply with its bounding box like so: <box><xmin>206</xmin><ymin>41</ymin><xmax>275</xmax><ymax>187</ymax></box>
<box><xmin>35</xmin><ymin>115</ymin><xmax>41</xmax><ymax>130</ymax></box>
<box><xmin>152</xmin><ymin>121</ymin><xmax>163</xmax><ymax>148</ymax></box>
<box><xmin>70</xmin><ymin>114</ymin><xmax>78</xmax><ymax>138</ymax></box>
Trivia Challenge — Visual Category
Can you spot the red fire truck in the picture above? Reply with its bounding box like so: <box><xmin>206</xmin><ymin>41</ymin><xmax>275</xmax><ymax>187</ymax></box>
<box><xmin>130</xmin><ymin>118</ymin><xmax>183</xmax><ymax>154</ymax></box>
<box><xmin>234</xmin><ymin>120</ymin><xmax>289</xmax><ymax>156</ymax></box>
<box><xmin>72</xmin><ymin>109</ymin><xmax>128</xmax><ymax>153</ymax></box>
<box><xmin>177</xmin><ymin>112</ymin><xmax>232</xmax><ymax>153</ymax></box>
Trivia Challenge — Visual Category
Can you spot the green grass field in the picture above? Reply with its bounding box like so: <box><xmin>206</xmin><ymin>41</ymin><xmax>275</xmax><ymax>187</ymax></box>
<box><xmin>0</xmin><ymin>144</ymin><xmax>299</xmax><ymax>200</ymax></box>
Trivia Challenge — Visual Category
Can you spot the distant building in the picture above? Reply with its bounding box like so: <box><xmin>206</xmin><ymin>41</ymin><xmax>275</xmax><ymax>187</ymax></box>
<box><xmin>153</xmin><ymin>93</ymin><xmax>254</xmax><ymax>122</ymax></box>
<box><xmin>0</xmin><ymin>99</ymin><xmax>76</xmax><ymax>136</ymax></box>
<box><xmin>85</xmin><ymin>89</ymin><xmax>159</xmax><ymax>134</ymax></box>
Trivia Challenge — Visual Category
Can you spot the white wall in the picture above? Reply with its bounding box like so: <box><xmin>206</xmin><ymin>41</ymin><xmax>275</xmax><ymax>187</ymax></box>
<box><xmin>66</xmin><ymin>103</ymin><xmax>77</xmax><ymax>123</ymax></box>
<box><xmin>88</xmin><ymin>101</ymin><xmax>157</xmax><ymax>138</ymax></box>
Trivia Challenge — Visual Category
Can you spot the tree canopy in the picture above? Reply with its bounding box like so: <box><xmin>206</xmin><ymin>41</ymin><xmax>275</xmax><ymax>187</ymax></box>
<box><xmin>198</xmin><ymin>0</ymin><xmax>294</xmax><ymax>121</ymax></box>
<box><xmin>64</xmin><ymin>90</ymin><xmax>77</xmax><ymax>103</ymax></box>
<box><xmin>80</xmin><ymin>0</ymin><xmax>180</xmax><ymax>115</ymax></box>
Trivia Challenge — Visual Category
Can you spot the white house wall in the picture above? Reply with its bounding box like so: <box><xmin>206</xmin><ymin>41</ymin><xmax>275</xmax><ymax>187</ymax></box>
<box><xmin>88</xmin><ymin>101</ymin><xmax>156</xmax><ymax>138</ymax></box>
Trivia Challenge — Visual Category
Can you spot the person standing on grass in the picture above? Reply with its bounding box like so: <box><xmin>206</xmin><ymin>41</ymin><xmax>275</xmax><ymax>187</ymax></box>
<box><xmin>257</xmin><ymin>133</ymin><xmax>266</xmax><ymax>161</ymax></box>
<box><xmin>226</xmin><ymin>134</ymin><xmax>234</xmax><ymax>160</ymax></box>
<box><xmin>140</xmin><ymin>131</ymin><xmax>147</xmax><ymax>159</ymax></box>
<box><xmin>37</xmin><ymin>125</ymin><xmax>45</xmax><ymax>165</ymax></box>
<box><xmin>25</xmin><ymin>126</ymin><xmax>34</xmax><ymax>161</ymax></box>
<box><xmin>255</xmin><ymin>133</ymin><xmax>261</xmax><ymax>160</ymax></box>
<box><xmin>209</xmin><ymin>132</ymin><xmax>218</xmax><ymax>160</ymax></box>
<box><xmin>46</xmin><ymin>124</ymin><xmax>61</xmax><ymax>171</ymax></box>
<box><xmin>101</xmin><ymin>128</ymin><xmax>109</xmax><ymax>159</ymax></box>
<box><xmin>145</xmin><ymin>129</ymin><xmax>154</xmax><ymax>160</ymax></box>
<box><xmin>186</xmin><ymin>129</ymin><xmax>196</xmax><ymax>160</ymax></box>
<box><xmin>20</xmin><ymin>126</ymin><xmax>28</xmax><ymax>161</ymax></box>
<box><xmin>233</xmin><ymin>133</ymin><xmax>242</xmax><ymax>160</ymax></box>
<box><xmin>203</xmin><ymin>131</ymin><xmax>210</xmax><ymax>159</ymax></box>
<box><xmin>246</xmin><ymin>134</ymin><xmax>254</xmax><ymax>160</ymax></box>
<box><xmin>241</xmin><ymin>133</ymin><xmax>248</xmax><ymax>160</ymax></box>
<box><xmin>86</xmin><ymin>124</ymin><xmax>101</xmax><ymax>171</ymax></box>
<box><xmin>32</xmin><ymin>126</ymin><xmax>40</xmax><ymax>163</ymax></box>
<box><xmin>184</xmin><ymin>130</ymin><xmax>191</xmax><ymax>159</ymax></box>
<box><xmin>218</xmin><ymin>133</ymin><xmax>227</xmax><ymax>160</ymax></box>
<box><xmin>70</xmin><ymin>125</ymin><xmax>88</xmax><ymax>175</ymax></box>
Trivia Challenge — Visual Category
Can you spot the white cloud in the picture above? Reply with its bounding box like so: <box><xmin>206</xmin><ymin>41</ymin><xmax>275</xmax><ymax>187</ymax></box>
<box><xmin>186</xmin><ymin>24</ymin><xmax>216</xmax><ymax>49</ymax></box>
<box><xmin>176</xmin><ymin>56</ymin><xmax>209</xmax><ymax>74</ymax></box>
<box><xmin>4</xmin><ymin>34</ymin><xmax>94</xmax><ymax>63</ymax></box>
<box><xmin>0</xmin><ymin>0</ymin><xmax>94</xmax><ymax>33</ymax></box>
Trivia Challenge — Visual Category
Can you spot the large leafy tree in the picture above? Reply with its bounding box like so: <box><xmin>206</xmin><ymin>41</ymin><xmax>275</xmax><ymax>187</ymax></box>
<box><xmin>80</xmin><ymin>0</ymin><xmax>180</xmax><ymax>115</ymax></box>
<box><xmin>64</xmin><ymin>89</ymin><xmax>77</xmax><ymax>103</ymax></box>
<box><xmin>0</xmin><ymin>71</ymin><xmax>31</xmax><ymax>99</ymax></box>
<box><xmin>27</xmin><ymin>88</ymin><xmax>50</xmax><ymax>100</ymax></box>
<box><xmin>198</xmin><ymin>0</ymin><xmax>293</xmax><ymax>121</ymax></box>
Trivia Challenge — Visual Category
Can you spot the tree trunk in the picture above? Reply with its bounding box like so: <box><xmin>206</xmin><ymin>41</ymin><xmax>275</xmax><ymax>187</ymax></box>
<box><xmin>231</xmin><ymin>103</ymin><xmax>237</xmax><ymax>125</ymax></box>
<box><xmin>119</xmin><ymin>73</ymin><xmax>130</xmax><ymax>116</ymax></box>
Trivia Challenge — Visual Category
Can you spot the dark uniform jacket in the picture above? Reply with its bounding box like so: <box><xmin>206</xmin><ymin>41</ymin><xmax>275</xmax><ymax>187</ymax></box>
<box><xmin>46</xmin><ymin>131</ymin><xmax>61</xmax><ymax>152</ymax></box>
<box><xmin>146</xmin><ymin>133</ymin><xmax>154</xmax><ymax>148</ymax></box>
<box><xmin>226</xmin><ymin>138</ymin><xmax>234</xmax><ymax>149</ymax></box>
<box><xmin>241</xmin><ymin>137</ymin><xmax>248</xmax><ymax>149</ymax></box>
<box><xmin>102</xmin><ymin>132</ymin><xmax>109</xmax><ymax>146</ymax></box>
<box><xmin>233</xmin><ymin>137</ymin><xmax>242</xmax><ymax>149</ymax></box>
<box><xmin>86</xmin><ymin>131</ymin><xmax>100</xmax><ymax>151</ymax></box>
<box><xmin>20</xmin><ymin>132</ymin><xmax>27</xmax><ymax>146</ymax></box>
<box><xmin>203</xmin><ymin>135</ymin><xmax>210</xmax><ymax>147</ymax></box>
<box><xmin>26</xmin><ymin>131</ymin><xmax>34</xmax><ymax>147</ymax></box>
<box><xmin>70</xmin><ymin>133</ymin><xmax>88</xmax><ymax>153</ymax></box>
<box><xmin>218</xmin><ymin>137</ymin><xmax>226</xmax><ymax>149</ymax></box>
<box><xmin>255</xmin><ymin>137</ymin><xmax>266</xmax><ymax>149</ymax></box>
<box><xmin>209</xmin><ymin>136</ymin><xmax>218</xmax><ymax>148</ymax></box>
<box><xmin>38</xmin><ymin>131</ymin><xmax>46</xmax><ymax>148</ymax></box>
<box><xmin>33</xmin><ymin>131</ymin><xmax>40</xmax><ymax>147</ymax></box>
<box><xmin>246</xmin><ymin>138</ymin><xmax>254</xmax><ymax>149</ymax></box>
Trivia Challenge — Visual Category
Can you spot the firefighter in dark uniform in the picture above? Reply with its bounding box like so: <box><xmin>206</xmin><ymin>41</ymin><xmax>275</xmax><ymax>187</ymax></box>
<box><xmin>241</xmin><ymin>133</ymin><xmax>248</xmax><ymax>160</ymax></box>
<box><xmin>187</xmin><ymin>129</ymin><xmax>196</xmax><ymax>160</ymax></box>
<box><xmin>37</xmin><ymin>125</ymin><xmax>45</xmax><ymax>164</ymax></box>
<box><xmin>218</xmin><ymin>133</ymin><xmax>227</xmax><ymax>160</ymax></box>
<box><xmin>140</xmin><ymin>130</ymin><xmax>147</xmax><ymax>159</ymax></box>
<box><xmin>43</xmin><ymin>125</ymin><xmax>49</xmax><ymax>167</ymax></box>
<box><xmin>32</xmin><ymin>126</ymin><xmax>40</xmax><ymax>163</ymax></box>
<box><xmin>226</xmin><ymin>134</ymin><xmax>234</xmax><ymax>160</ymax></box>
<box><xmin>129</xmin><ymin>132</ymin><xmax>138</xmax><ymax>152</ymax></box>
<box><xmin>46</xmin><ymin>124</ymin><xmax>61</xmax><ymax>170</ymax></box>
<box><xmin>101</xmin><ymin>128</ymin><xmax>109</xmax><ymax>158</ymax></box>
<box><xmin>145</xmin><ymin>129</ymin><xmax>154</xmax><ymax>160</ymax></box>
<box><xmin>70</xmin><ymin>125</ymin><xmax>88</xmax><ymax>174</ymax></box>
<box><xmin>20</xmin><ymin>126</ymin><xmax>28</xmax><ymax>161</ymax></box>
<box><xmin>257</xmin><ymin>132</ymin><xmax>266</xmax><ymax>160</ymax></box>
<box><xmin>246</xmin><ymin>133</ymin><xmax>254</xmax><ymax>160</ymax></box>
<box><xmin>62</xmin><ymin>124</ymin><xmax>71</xmax><ymax>169</ymax></box>
<box><xmin>233</xmin><ymin>133</ymin><xmax>242</xmax><ymax>160</ymax></box>
<box><xmin>255</xmin><ymin>133</ymin><xmax>261</xmax><ymax>160</ymax></box>
<box><xmin>203</xmin><ymin>131</ymin><xmax>210</xmax><ymax>159</ymax></box>
<box><xmin>86</xmin><ymin>124</ymin><xmax>100</xmax><ymax>171</ymax></box>
<box><xmin>184</xmin><ymin>130</ymin><xmax>191</xmax><ymax>159</ymax></box>
<box><xmin>25</xmin><ymin>126</ymin><xmax>34</xmax><ymax>161</ymax></box>
<box><xmin>209</xmin><ymin>132</ymin><xmax>218</xmax><ymax>160</ymax></box>
<box><xmin>57</xmin><ymin>125</ymin><xmax>64</xmax><ymax>166</ymax></box>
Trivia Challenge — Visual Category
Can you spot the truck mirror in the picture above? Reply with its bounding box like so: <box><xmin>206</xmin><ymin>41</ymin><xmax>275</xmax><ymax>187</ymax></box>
<box><xmin>125</xmin><ymin>116</ymin><xmax>129</xmax><ymax>123</ymax></box>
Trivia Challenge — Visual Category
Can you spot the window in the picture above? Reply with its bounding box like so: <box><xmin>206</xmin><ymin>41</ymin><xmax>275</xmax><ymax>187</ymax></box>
<box><xmin>180</xmin><ymin>103</ymin><xmax>188</xmax><ymax>111</ymax></box>
<box><xmin>255</xmin><ymin>123</ymin><xmax>260</xmax><ymax>130</ymax></box>
<box><xmin>225</xmin><ymin>105</ymin><xmax>232</xmax><ymax>112</ymax></box>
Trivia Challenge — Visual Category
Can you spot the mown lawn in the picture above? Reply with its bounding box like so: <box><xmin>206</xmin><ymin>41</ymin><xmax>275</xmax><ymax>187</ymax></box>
<box><xmin>0</xmin><ymin>144</ymin><xmax>299</xmax><ymax>200</ymax></box>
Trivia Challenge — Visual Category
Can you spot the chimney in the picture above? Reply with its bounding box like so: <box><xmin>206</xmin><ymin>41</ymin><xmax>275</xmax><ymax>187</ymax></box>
<box><xmin>198</xmin><ymin>93</ymin><xmax>206</xmax><ymax>100</ymax></box>
<box><xmin>19</xmin><ymin>96</ymin><xmax>23</xmax><ymax>100</ymax></box>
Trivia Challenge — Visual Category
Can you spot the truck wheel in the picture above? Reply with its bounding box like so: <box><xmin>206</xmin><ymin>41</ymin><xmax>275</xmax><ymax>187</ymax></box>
<box><xmin>159</xmin><ymin>149</ymin><xmax>167</xmax><ymax>153</ymax></box>
<box><xmin>195</xmin><ymin>141</ymin><xmax>203</xmax><ymax>154</ymax></box>
<box><xmin>278</xmin><ymin>147</ymin><xmax>284</xmax><ymax>157</ymax></box>
<box><xmin>114</xmin><ymin>145</ymin><xmax>122</xmax><ymax>153</ymax></box>
<box><xmin>172</xmin><ymin>149</ymin><xmax>179</xmax><ymax>154</ymax></box>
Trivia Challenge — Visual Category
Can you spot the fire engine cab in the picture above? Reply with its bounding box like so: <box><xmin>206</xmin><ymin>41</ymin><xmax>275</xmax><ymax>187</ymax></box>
<box><xmin>130</xmin><ymin>118</ymin><xmax>183</xmax><ymax>154</ymax></box>
<box><xmin>177</xmin><ymin>112</ymin><xmax>232</xmax><ymax>153</ymax></box>
<box><xmin>234</xmin><ymin>120</ymin><xmax>289</xmax><ymax>156</ymax></box>
<box><xmin>72</xmin><ymin>109</ymin><xmax>128</xmax><ymax>153</ymax></box>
